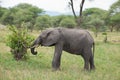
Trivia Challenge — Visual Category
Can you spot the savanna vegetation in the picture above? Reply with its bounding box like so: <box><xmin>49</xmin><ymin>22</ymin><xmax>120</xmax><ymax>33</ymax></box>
<box><xmin>0</xmin><ymin>0</ymin><xmax>120</xmax><ymax>80</ymax></box>
<box><xmin>0</xmin><ymin>28</ymin><xmax>120</xmax><ymax>80</ymax></box>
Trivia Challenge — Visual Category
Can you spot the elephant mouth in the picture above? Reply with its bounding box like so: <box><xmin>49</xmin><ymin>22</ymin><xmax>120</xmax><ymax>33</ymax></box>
<box><xmin>49</xmin><ymin>43</ymin><xmax>56</xmax><ymax>46</ymax></box>
<box><xmin>42</xmin><ymin>42</ymin><xmax>56</xmax><ymax>46</ymax></box>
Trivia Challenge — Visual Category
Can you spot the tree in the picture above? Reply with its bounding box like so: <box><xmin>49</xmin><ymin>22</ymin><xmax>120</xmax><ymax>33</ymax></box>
<box><xmin>13</xmin><ymin>3</ymin><xmax>43</xmax><ymax>29</ymax></box>
<box><xmin>0</xmin><ymin>7</ymin><xmax>7</xmax><ymax>18</ymax></box>
<box><xmin>68</xmin><ymin>0</ymin><xmax>85</xmax><ymax>27</ymax></box>
<box><xmin>83</xmin><ymin>8</ymin><xmax>107</xmax><ymax>19</ymax></box>
<box><xmin>89</xmin><ymin>18</ymin><xmax>104</xmax><ymax>37</ymax></box>
<box><xmin>51</xmin><ymin>15</ymin><xmax>76</xmax><ymax>28</ymax></box>
<box><xmin>82</xmin><ymin>8</ymin><xmax>107</xmax><ymax>37</ymax></box>
<box><xmin>34</xmin><ymin>15</ymin><xmax>52</xmax><ymax>30</ymax></box>
<box><xmin>110</xmin><ymin>13</ymin><xmax>120</xmax><ymax>31</ymax></box>
<box><xmin>52</xmin><ymin>15</ymin><xmax>66</xmax><ymax>27</ymax></box>
<box><xmin>107</xmin><ymin>0</ymin><xmax>120</xmax><ymax>31</ymax></box>
<box><xmin>59</xmin><ymin>17</ymin><xmax>76</xmax><ymax>28</ymax></box>
<box><xmin>0</xmin><ymin>8</ymin><xmax>14</xmax><ymax>25</ymax></box>
<box><xmin>1</xmin><ymin>3</ymin><xmax>44</xmax><ymax>30</ymax></box>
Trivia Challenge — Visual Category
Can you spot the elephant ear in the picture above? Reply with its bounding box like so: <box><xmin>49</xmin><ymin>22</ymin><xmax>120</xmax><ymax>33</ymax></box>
<box><xmin>42</xmin><ymin>29</ymin><xmax>54</xmax><ymax>38</ymax></box>
<box><xmin>46</xmin><ymin>30</ymin><xmax>53</xmax><ymax>37</ymax></box>
<box><xmin>57</xmin><ymin>28</ymin><xmax>64</xmax><ymax>38</ymax></box>
<box><xmin>42</xmin><ymin>29</ymin><xmax>61</xmax><ymax>46</ymax></box>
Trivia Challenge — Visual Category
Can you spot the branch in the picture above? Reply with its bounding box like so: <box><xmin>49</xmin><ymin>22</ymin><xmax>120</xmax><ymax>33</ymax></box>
<box><xmin>79</xmin><ymin>0</ymin><xmax>85</xmax><ymax>17</ymax></box>
<box><xmin>70</xmin><ymin>0</ymin><xmax>77</xmax><ymax>19</ymax></box>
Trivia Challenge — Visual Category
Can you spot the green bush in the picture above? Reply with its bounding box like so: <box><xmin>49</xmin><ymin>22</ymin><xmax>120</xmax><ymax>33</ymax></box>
<box><xmin>6</xmin><ymin>25</ymin><xmax>34</xmax><ymax>60</ymax></box>
<box><xmin>102</xmin><ymin>32</ymin><xmax>108</xmax><ymax>43</ymax></box>
<box><xmin>59</xmin><ymin>17</ymin><xmax>76</xmax><ymax>28</ymax></box>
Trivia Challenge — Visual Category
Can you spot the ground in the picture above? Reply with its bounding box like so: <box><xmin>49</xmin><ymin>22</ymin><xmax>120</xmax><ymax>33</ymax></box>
<box><xmin>0</xmin><ymin>28</ymin><xmax>120</xmax><ymax>80</ymax></box>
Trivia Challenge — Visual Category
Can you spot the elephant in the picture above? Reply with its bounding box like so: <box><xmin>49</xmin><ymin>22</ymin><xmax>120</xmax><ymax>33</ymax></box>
<box><xmin>30</xmin><ymin>28</ymin><xmax>95</xmax><ymax>71</ymax></box>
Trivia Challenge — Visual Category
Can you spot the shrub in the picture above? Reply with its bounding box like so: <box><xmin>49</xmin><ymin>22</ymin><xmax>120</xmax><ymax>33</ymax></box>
<box><xmin>59</xmin><ymin>17</ymin><xmax>76</xmax><ymax>28</ymax></box>
<box><xmin>6</xmin><ymin>25</ymin><xmax>34</xmax><ymax>60</ymax></box>
<box><xmin>102</xmin><ymin>32</ymin><xmax>108</xmax><ymax>43</ymax></box>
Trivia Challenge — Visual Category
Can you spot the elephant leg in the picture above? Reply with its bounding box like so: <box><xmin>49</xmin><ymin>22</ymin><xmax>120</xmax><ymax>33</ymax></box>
<box><xmin>83</xmin><ymin>59</ymin><xmax>89</xmax><ymax>70</ymax></box>
<box><xmin>82</xmin><ymin>54</ymin><xmax>89</xmax><ymax>70</ymax></box>
<box><xmin>82</xmin><ymin>48</ymin><xmax>91</xmax><ymax>70</ymax></box>
<box><xmin>52</xmin><ymin>52</ymin><xmax>62</xmax><ymax>70</ymax></box>
<box><xmin>52</xmin><ymin>43</ymin><xmax>63</xmax><ymax>71</ymax></box>
<box><xmin>89</xmin><ymin>55</ymin><xmax>95</xmax><ymax>70</ymax></box>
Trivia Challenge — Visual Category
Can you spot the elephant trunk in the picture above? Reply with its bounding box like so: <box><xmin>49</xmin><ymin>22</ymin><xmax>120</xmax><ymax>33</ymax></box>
<box><xmin>30</xmin><ymin>41</ymin><xmax>39</xmax><ymax>55</ymax></box>
<box><xmin>31</xmin><ymin>46</ymin><xmax>37</xmax><ymax>55</ymax></box>
<box><xmin>30</xmin><ymin>39</ymin><xmax>41</xmax><ymax>55</ymax></box>
<box><xmin>30</xmin><ymin>36</ymin><xmax>42</xmax><ymax>55</ymax></box>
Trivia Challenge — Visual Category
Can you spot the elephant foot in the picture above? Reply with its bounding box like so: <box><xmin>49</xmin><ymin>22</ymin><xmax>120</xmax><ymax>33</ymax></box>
<box><xmin>83</xmin><ymin>68</ymin><xmax>90</xmax><ymax>72</ymax></box>
<box><xmin>90</xmin><ymin>66</ymin><xmax>95</xmax><ymax>71</ymax></box>
<box><xmin>81</xmin><ymin>68</ymin><xmax>90</xmax><ymax>72</ymax></box>
<box><xmin>84</xmin><ymin>66</ymin><xmax>89</xmax><ymax>71</ymax></box>
<box><xmin>52</xmin><ymin>68</ymin><xmax>61</xmax><ymax>71</ymax></box>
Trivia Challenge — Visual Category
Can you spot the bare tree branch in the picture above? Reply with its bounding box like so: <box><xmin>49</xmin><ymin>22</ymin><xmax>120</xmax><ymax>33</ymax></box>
<box><xmin>70</xmin><ymin>0</ymin><xmax>77</xmax><ymax>19</ymax></box>
<box><xmin>69</xmin><ymin>0</ymin><xmax>85</xmax><ymax>27</ymax></box>
<box><xmin>79</xmin><ymin>0</ymin><xmax>85</xmax><ymax>17</ymax></box>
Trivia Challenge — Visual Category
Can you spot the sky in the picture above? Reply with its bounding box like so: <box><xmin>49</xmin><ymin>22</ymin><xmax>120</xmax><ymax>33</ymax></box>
<box><xmin>0</xmin><ymin>0</ymin><xmax>118</xmax><ymax>13</ymax></box>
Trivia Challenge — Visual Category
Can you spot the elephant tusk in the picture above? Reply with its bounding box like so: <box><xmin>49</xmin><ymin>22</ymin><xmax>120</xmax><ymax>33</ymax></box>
<box><xmin>30</xmin><ymin>44</ymin><xmax>40</xmax><ymax>48</ymax></box>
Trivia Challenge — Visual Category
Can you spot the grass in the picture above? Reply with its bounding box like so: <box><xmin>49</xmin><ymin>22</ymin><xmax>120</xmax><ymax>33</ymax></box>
<box><xmin>0</xmin><ymin>28</ymin><xmax>120</xmax><ymax>80</ymax></box>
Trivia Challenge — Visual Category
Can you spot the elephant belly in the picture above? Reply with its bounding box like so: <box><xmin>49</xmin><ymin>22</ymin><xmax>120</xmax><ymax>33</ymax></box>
<box><xmin>63</xmin><ymin>44</ymin><xmax>83</xmax><ymax>55</ymax></box>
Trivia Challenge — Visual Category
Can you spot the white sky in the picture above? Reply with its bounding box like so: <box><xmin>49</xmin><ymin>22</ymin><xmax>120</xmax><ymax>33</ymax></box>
<box><xmin>0</xmin><ymin>0</ymin><xmax>118</xmax><ymax>13</ymax></box>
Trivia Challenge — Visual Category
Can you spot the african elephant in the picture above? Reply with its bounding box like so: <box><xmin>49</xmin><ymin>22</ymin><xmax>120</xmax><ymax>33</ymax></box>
<box><xmin>30</xmin><ymin>28</ymin><xmax>95</xmax><ymax>71</ymax></box>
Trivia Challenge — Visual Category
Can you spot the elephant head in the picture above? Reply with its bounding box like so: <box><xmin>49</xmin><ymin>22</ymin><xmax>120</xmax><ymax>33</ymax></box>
<box><xmin>30</xmin><ymin>28</ymin><xmax>61</xmax><ymax>55</ymax></box>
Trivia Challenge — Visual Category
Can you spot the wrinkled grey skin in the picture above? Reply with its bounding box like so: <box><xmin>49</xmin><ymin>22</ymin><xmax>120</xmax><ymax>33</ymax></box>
<box><xmin>31</xmin><ymin>28</ymin><xmax>95</xmax><ymax>71</ymax></box>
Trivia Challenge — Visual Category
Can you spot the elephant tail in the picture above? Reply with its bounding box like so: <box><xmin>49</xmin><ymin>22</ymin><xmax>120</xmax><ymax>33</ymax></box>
<box><xmin>93</xmin><ymin>42</ymin><xmax>95</xmax><ymax>58</ymax></box>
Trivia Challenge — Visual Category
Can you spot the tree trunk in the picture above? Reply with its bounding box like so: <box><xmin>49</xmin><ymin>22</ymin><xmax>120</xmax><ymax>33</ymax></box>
<box><xmin>70</xmin><ymin>0</ymin><xmax>77</xmax><ymax>19</ymax></box>
<box><xmin>11</xmin><ymin>47</ymin><xmax>27</xmax><ymax>61</ymax></box>
<box><xmin>110</xmin><ymin>25</ymin><xmax>114</xmax><ymax>32</ymax></box>
<box><xmin>69</xmin><ymin>0</ymin><xmax>85</xmax><ymax>27</ymax></box>
<box><xmin>79</xmin><ymin>0</ymin><xmax>85</xmax><ymax>17</ymax></box>
<box><xmin>103</xmin><ymin>35</ymin><xmax>107</xmax><ymax>43</ymax></box>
